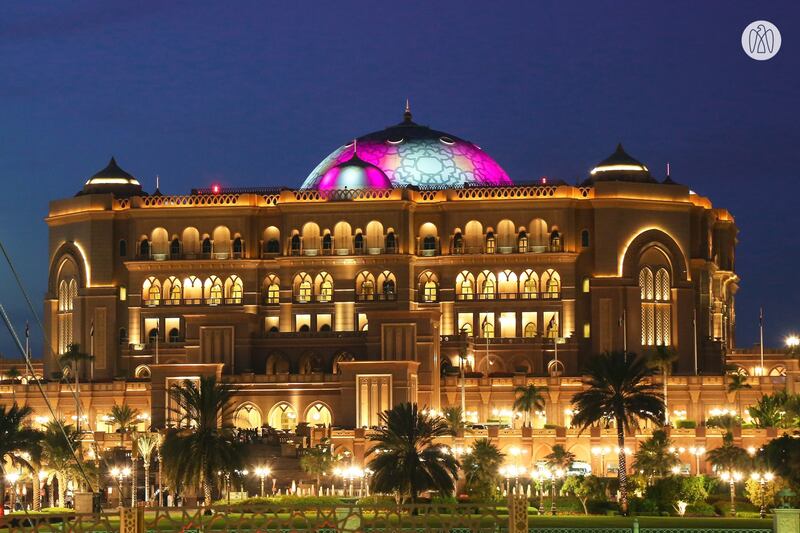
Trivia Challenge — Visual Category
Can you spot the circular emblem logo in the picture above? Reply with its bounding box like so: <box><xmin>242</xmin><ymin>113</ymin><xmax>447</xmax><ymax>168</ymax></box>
<box><xmin>742</xmin><ymin>20</ymin><xmax>781</xmax><ymax>60</ymax></box>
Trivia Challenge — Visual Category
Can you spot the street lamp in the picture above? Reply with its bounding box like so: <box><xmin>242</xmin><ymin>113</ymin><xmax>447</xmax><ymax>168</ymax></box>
<box><xmin>720</xmin><ymin>471</ymin><xmax>743</xmax><ymax>516</ymax></box>
<box><xmin>786</xmin><ymin>335</ymin><xmax>799</xmax><ymax>356</ymax></box>
<box><xmin>591</xmin><ymin>446</ymin><xmax>610</xmax><ymax>476</ymax></box>
<box><xmin>6</xmin><ymin>472</ymin><xmax>21</xmax><ymax>510</ymax></box>
<box><xmin>688</xmin><ymin>446</ymin><xmax>705</xmax><ymax>475</ymax></box>
<box><xmin>255</xmin><ymin>467</ymin><xmax>271</xmax><ymax>497</ymax></box>
<box><xmin>38</xmin><ymin>470</ymin><xmax>48</xmax><ymax>511</ymax></box>
<box><xmin>751</xmin><ymin>471</ymin><xmax>774</xmax><ymax>519</ymax></box>
<box><xmin>550</xmin><ymin>468</ymin><xmax>564</xmax><ymax>515</ymax></box>
<box><xmin>110</xmin><ymin>467</ymin><xmax>131</xmax><ymax>507</ymax></box>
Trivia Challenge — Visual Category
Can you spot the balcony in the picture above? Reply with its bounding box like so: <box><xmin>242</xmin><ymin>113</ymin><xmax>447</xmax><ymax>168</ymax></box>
<box><xmin>356</xmin><ymin>292</ymin><xmax>397</xmax><ymax>302</ymax></box>
<box><xmin>455</xmin><ymin>291</ymin><xmax>558</xmax><ymax>302</ymax></box>
<box><xmin>142</xmin><ymin>297</ymin><xmax>242</xmax><ymax>307</ymax></box>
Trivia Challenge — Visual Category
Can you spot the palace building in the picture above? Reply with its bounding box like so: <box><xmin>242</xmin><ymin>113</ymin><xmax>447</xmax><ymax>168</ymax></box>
<box><xmin>17</xmin><ymin>108</ymin><xmax>793</xmax><ymax>472</ymax></box>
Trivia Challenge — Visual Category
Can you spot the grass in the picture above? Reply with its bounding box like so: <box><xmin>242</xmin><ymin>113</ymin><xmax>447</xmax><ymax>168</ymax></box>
<box><xmin>528</xmin><ymin>515</ymin><xmax>772</xmax><ymax>529</ymax></box>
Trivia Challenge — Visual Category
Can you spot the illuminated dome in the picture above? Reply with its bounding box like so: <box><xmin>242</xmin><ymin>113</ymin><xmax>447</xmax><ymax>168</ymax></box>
<box><xmin>317</xmin><ymin>152</ymin><xmax>392</xmax><ymax>190</ymax></box>
<box><xmin>302</xmin><ymin>106</ymin><xmax>512</xmax><ymax>190</ymax></box>
<box><xmin>79</xmin><ymin>157</ymin><xmax>142</xmax><ymax>197</ymax></box>
<box><xmin>585</xmin><ymin>143</ymin><xmax>656</xmax><ymax>185</ymax></box>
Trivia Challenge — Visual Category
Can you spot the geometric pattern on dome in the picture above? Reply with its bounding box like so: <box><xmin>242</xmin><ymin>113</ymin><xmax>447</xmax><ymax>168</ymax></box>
<box><xmin>301</xmin><ymin>110</ymin><xmax>512</xmax><ymax>190</ymax></box>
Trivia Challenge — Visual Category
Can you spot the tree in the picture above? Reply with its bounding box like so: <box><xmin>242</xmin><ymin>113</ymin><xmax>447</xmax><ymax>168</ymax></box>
<box><xmin>462</xmin><ymin>438</ymin><xmax>504</xmax><ymax>500</ymax></box>
<box><xmin>58</xmin><ymin>344</ymin><xmax>94</xmax><ymax>431</ymax></box>
<box><xmin>41</xmin><ymin>420</ymin><xmax>82</xmax><ymax>508</ymax></box>
<box><xmin>161</xmin><ymin>376</ymin><xmax>245</xmax><ymax>504</ymax></box>
<box><xmin>760</xmin><ymin>435</ymin><xmax>800</xmax><ymax>489</ymax></box>
<box><xmin>135</xmin><ymin>432</ymin><xmax>159</xmax><ymax>504</ymax></box>
<box><xmin>633</xmin><ymin>429</ymin><xmax>681</xmax><ymax>481</ymax></box>
<box><xmin>442</xmin><ymin>406</ymin><xmax>465</xmax><ymax>435</ymax></box>
<box><xmin>705</xmin><ymin>413</ymin><xmax>740</xmax><ymax>432</ymax></box>
<box><xmin>512</xmin><ymin>384</ymin><xmax>547</xmax><ymax>428</ymax></box>
<box><xmin>562</xmin><ymin>475</ymin><xmax>604</xmax><ymax>515</ymax></box>
<box><xmin>647</xmin><ymin>346</ymin><xmax>677</xmax><ymax>426</ymax></box>
<box><xmin>570</xmin><ymin>351</ymin><xmax>664</xmax><ymax>515</ymax></box>
<box><xmin>749</xmin><ymin>391</ymin><xmax>789</xmax><ymax>429</ymax></box>
<box><xmin>707</xmin><ymin>432</ymin><xmax>751</xmax><ymax>516</ymax></box>
<box><xmin>0</xmin><ymin>403</ymin><xmax>43</xmax><ymax>516</ymax></box>
<box><xmin>109</xmin><ymin>403</ymin><xmax>141</xmax><ymax>450</ymax></box>
<box><xmin>366</xmin><ymin>402</ymin><xmax>459</xmax><ymax>503</ymax></box>
<box><xmin>726</xmin><ymin>371</ymin><xmax>752</xmax><ymax>418</ymax></box>
<box><xmin>544</xmin><ymin>444</ymin><xmax>575</xmax><ymax>472</ymax></box>
<box><xmin>300</xmin><ymin>441</ymin><xmax>333</xmax><ymax>494</ymax></box>
<box><xmin>745</xmin><ymin>476</ymin><xmax>783</xmax><ymax>509</ymax></box>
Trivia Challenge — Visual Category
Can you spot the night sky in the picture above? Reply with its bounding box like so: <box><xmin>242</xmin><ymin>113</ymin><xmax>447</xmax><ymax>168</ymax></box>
<box><xmin>0</xmin><ymin>2</ymin><xmax>797</xmax><ymax>358</ymax></box>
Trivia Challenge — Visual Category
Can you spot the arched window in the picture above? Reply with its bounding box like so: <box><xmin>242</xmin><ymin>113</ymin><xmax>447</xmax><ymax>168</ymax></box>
<box><xmin>452</xmin><ymin>231</ymin><xmax>464</xmax><ymax>254</ymax></box>
<box><xmin>354</xmin><ymin>232</ymin><xmax>364</xmax><ymax>253</ymax></box>
<box><xmin>306</xmin><ymin>403</ymin><xmax>333</xmax><ymax>426</ymax></box>
<box><xmin>139</xmin><ymin>238</ymin><xmax>150</xmax><ymax>258</ymax></box>
<box><xmin>268</xmin><ymin>402</ymin><xmax>297</xmax><ymax>431</ymax></box>
<box><xmin>418</xmin><ymin>271</ymin><xmax>439</xmax><ymax>303</ymax></box>
<box><xmin>519</xmin><ymin>270</ymin><xmax>539</xmax><ymax>299</ymax></box>
<box><xmin>316</xmin><ymin>272</ymin><xmax>334</xmax><ymax>302</ymax></box>
<box><xmin>582</xmin><ymin>277</ymin><xmax>590</xmax><ymax>293</ymax></box>
<box><xmin>134</xmin><ymin>365</ymin><xmax>151</xmax><ymax>379</ymax></box>
<box><xmin>481</xmin><ymin>316</ymin><xmax>495</xmax><ymax>338</ymax></box>
<box><xmin>485</xmin><ymin>231</ymin><xmax>496</xmax><ymax>254</ymax></box>
<box><xmin>294</xmin><ymin>272</ymin><xmax>312</xmax><ymax>303</ymax></box>
<box><xmin>385</xmin><ymin>231</ymin><xmax>397</xmax><ymax>253</ymax></box>
<box><xmin>170</xmin><ymin>238</ymin><xmax>181</xmax><ymax>258</ymax></box>
<box><xmin>366</xmin><ymin>220</ymin><xmax>384</xmax><ymax>252</ymax></box>
<box><xmin>298</xmin><ymin>324</ymin><xmax>310</xmax><ymax>332</ymax></box>
<box><xmin>640</xmin><ymin>266</ymin><xmax>671</xmax><ymax>346</ymax></box>
<box><xmin>212</xmin><ymin>226</ymin><xmax>232</xmax><ymax>257</ymax></box>
<box><xmin>183</xmin><ymin>276</ymin><xmax>202</xmax><ymax>304</ymax></box>
<box><xmin>290</xmin><ymin>234</ymin><xmax>301</xmax><ymax>255</ymax></box>
<box><xmin>264</xmin><ymin>275</ymin><xmax>280</xmax><ymax>304</ymax></box>
<box><xmin>422</xmin><ymin>236</ymin><xmax>436</xmax><ymax>253</ymax></box>
<box><xmin>460</xmin><ymin>322</ymin><xmax>473</xmax><ymax>335</ymax></box>
<box><xmin>523</xmin><ymin>322</ymin><xmax>536</xmax><ymax>338</ymax></box>
<box><xmin>233</xmin><ymin>236</ymin><xmax>244</xmax><ymax>257</ymax></box>
<box><xmin>477</xmin><ymin>271</ymin><xmax>497</xmax><ymax>300</ymax></box>
<box><xmin>204</xmin><ymin>276</ymin><xmax>223</xmax><ymax>305</ymax></box>
<box><xmin>322</xmin><ymin>233</ymin><xmax>333</xmax><ymax>254</ymax></box>
<box><xmin>581</xmin><ymin>230</ymin><xmax>590</xmax><ymax>248</ymax></box>
<box><xmin>529</xmin><ymin>219</ymin><xmax>548</xmax><ymax>252</ymax></box>
<box><xmin>57</xmin><ymin>271</ymin><xmax>78</xmax><ymax>354</ymax></box>
<box><xmin>331</xmin><ymin>351</ymin><xmax>354</xmax><ymax>374</ymax></box>
<box><xmin>265</xmin><ymin>352</ymin><xmax>290</xmax><ymax>374</ymax></box>
<box><xmin>202</xmin><ymin>237</ymin><xmax>212</xmax><ymax>255</ymax></box>
<box><xmin>168</xmin><ymin>328</ymin><xmax>180</xmax><ymax>343</ymax></box>
<box><xmin>377</xmin><ymin>271</ymin><xmax>396</xmax><ymax>300</ymax></box>
<box><xmin>148</xmin><ymin>328</ymin><xmax>159</xmax><ymax>344</ymax></box>
<box><xmin>182</xmin><ymin>227</ymin><xmax>200</xmax><ymax>256</ymax></box>
<box><xmin>224</xmin><ymin>275</ymin><xmax>243</xmax><ymax>303</ymax></box>
<box><xmin>541</xmin><ymin>269</ymin><xmax>560</xmax><ymax>299</ymax></box>
<box><xmin>550</xmin><ymin>230</ymin><xmax>562</xmax><ymax>252</ymax></box>
<box><xmin>356</xmin><ymin>271</ymin><xmax>376</xmax><ymax>301</ymax></box>
<box><xmin>456</xmin><ymin>271</ymin><xmax>475</xmax><ymax>301</ymax></box>
<box><xmin>498</xmin><ymin>270</ymin><xmax>518</xmax><ymax>299</ymax></box>
<box><xmin>119</xmin><ymin>240</ymin><xmax>127</xmax><ymax>257</ymax></box>
<box><xmin>143</xmin><ymin>277</ymin><xmax>161</xmax><ymax>305</ymax></box>
<box><xmin>234</xmin><ymin>403</ymin><xmax>262</xmax><ymax>429</ymax></box>
<box><xmin>164</xmin><ymin>276</ymin><xmax>182</xmax><ymax>304</ymax></box>
<box><xmin>266</xmin><ymin>238</ymin><xmax>280</xmax><ymax>254</ymax></box>
<box><xmin>517</xmin><ymin>231</ymin><xmax>528</xmax><ymax>253</ymax></box>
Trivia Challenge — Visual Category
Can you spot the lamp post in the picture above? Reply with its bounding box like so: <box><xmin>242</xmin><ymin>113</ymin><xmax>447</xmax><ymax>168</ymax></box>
<box><xmin>255</xmin><ymin>467</ymin><xmax>271</xmax><ymax>497</ymax></box>
<box><xmin>38</xmin><ymin>470</ymin><xmax>48</xmax><ymax>511</ymax></box>
<box><xmin>751</xmin><ymin>471</ymin><xmax>774</xmax><ymax>519</ymax></box>
<box><xmin>530</xmin><ymin>469</ymin><xmax>547</xmax><ymax>514</ymax></box>
<box><xmin>720</xmin><ymin>471</ymin><xmax>743</xmax><ymax>516</ymax></box>
<box><xmin>550</xmin><ymin>468</ymin><xmax>564</xmax><ymax>515</ymax></box>
<box><xmin>787</xmin><ymin>335</ymin><xmax>800</xmax><ymax>357</ymax></box>
<box><xmin>110</xmin><ymin>467</ymin><xmax>131</xmax><ymax>507</ymax></box>
<box><xmin>6</xmin><ymin>472</ymin><xmax>20</xmax><ymax>510</ymax></box>
<box><xmin>688</xmin><ymin>446</ymin><xmax>705</xmax><ymax>475</ymax></box>
<box><xmin>591</xmin><ymin>446</ymin><xmax>610</xmax><ymax>476</ymax></box>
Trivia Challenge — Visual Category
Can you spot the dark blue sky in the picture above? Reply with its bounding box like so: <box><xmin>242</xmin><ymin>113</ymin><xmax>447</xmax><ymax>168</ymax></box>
<box><xmin>0</xmin><ymin>1</ymin><xmax>797</xmax><ymax>358</ymax></box>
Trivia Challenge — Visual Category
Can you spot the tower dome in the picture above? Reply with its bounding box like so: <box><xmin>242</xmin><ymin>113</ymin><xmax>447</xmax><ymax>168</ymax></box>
<box><xmin>79</xmin><ymin>157</ymin><xmax>142</xmax><ymax>197</ymax></box>
<box><xmin>316</xmin><ymin>151</ymin><xmax>392</xmax><ymax>190</ymax></box>
<box><xmin>585</xmin><ymin>143</ymin><xmax>656</xmax><ymax>184</ymax></box>
<box><xmin>302</xmin><ymin>106</ymin><xmax>512</xmax><ymax>189</ymax></box>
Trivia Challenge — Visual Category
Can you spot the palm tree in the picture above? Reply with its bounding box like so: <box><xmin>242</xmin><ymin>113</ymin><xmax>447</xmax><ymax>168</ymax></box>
<box><xmin>544</xmin><ymin>444</ymin><xmax>575</xmax><ymax>472</ymax></box>
<box><xmin>512</xmin><ymin>384</ymin><xmax>547</xmax><ymax>428</ymax></box>
<box><xmin>633</xmin><ymin>429</ymin><xmax>680</xmax><ymax>482</ymax></box>
<box><xmin>726</xmin><ymin>370</ymin><xmax>752</xmax><ymax>419</ymax></box>
<box><xmin>462</xmin><ymin>438</ymin><xmax>504</xmax><ymax>499</ymax></box>
<box><xmin>647</xmin><ymin>346</ymin><xmax>677</xmax><ymax>426</ymax></box>
<box><xmin>109</xmin><ymin>403</ymin><xmax>141</xmax><ymax>450</ymax></box>
<box><xmin>366</xmin><ymin>402</ymin><xmax>459</xmax><ymax>503</ymax></box>
<box><xmin>41</xmin><ymin>420</ymin><xmax>82</xmax><ymax>508</ymax></box>
<box><xmin>161</xmin><ymin>376</ymin><xmax>245</xmax><ymax>505</ymax></box>
<box><xmin>442</xmin><ymin>406</ymin><xmax>465</xmax><ymax>435</ymax></box>
<box><xmin>571</xmin><ymin>351</ymin><xmax>664</xmax><ymax>515</ymax></box>
<box><xmin>58</xmin><ymin>344</ymin><xmax>94</xmax><ymax>432</ymax></box>
<box><xmin>135</xmin><ymin>432</ymin><xmax>159</xmax><ymax>504</ymax></box>
<box><xmin>300</xmin><ymin>441</ymin><xmax>333</xmax><ymax>495</ymax></box>
<box><xmin>0</xmin><ymin>403</ymin><xmax>43</xmax><ymax>516</ymax></box>
<box><xmin>707</xmin><ymin>432</ymin><xmax>751</xmax><ymax>515</ymax></box>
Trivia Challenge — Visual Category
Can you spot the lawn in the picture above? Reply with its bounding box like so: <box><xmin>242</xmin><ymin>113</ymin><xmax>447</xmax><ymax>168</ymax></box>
<box><xmin>529</xmin><ymin>515</ymin><xmax>772</xmax><ymax>529</ymax></box>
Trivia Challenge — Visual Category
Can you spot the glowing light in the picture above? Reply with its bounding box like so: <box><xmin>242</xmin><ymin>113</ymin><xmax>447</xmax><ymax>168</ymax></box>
<box><xmin>787</xmin><ymin>336</ymin><xmax>800</xmax><ymax>348</ymax></box>
<box><xmin>84</xmin><ymin>178</ymin><xmax>141</xmax><ymax>185</ymax></box>
<box><xmin>71</xmin><ymin>241</ymin><xmax>92</xmax><ymax>287</ymax></box>
<box><xmin>590</xmin><ymin>163</ymin><xmax>648</xmax><ymax>175</ymax></box>
<box><xmin>212</xmin><ymin>184</ymin><xmax>221</xmax><ymax>194</ymax></box>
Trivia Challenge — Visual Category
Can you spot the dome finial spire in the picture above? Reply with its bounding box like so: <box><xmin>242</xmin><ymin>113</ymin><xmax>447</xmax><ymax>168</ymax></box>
<box><xmin>353</xmin><ymin>138</ymin><xmax>357</xmax><ymax>155</ymax></box>
<box><xmin>403</xmin><ymin>98</ymin><xmax>412</xmax><ymax>123</ymax></box>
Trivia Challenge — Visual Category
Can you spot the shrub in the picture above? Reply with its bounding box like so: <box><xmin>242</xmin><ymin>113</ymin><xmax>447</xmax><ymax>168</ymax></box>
<box><xmin>587</xmin><ymin>499</ymin><xmax>618</xmax><ymax>514</ymax></box>
<box><xmin>685</xmin><ymin>502</ymin><xmax>716</xmax><ymax>516</ymax></box>
<box><xmin>628</xmin><ymin>497</ymin><xmax>660</xmax><ymax>515</ymax></box>
<box><xmin>218</xmin><ymin>495</ymin><xmax>343</xmax><ymax>507</ymax></box>
<box><xmin>675</xmin><ymin>420</ymin><xmax>696</xmax><ymax>429</ymax></box>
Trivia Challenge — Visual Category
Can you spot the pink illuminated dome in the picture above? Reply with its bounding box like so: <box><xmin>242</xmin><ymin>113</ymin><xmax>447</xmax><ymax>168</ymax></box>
<box><xmin>302</xmin><ymin>105</ymin><xmax>513</xmax><ymax>190</ymax></box>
